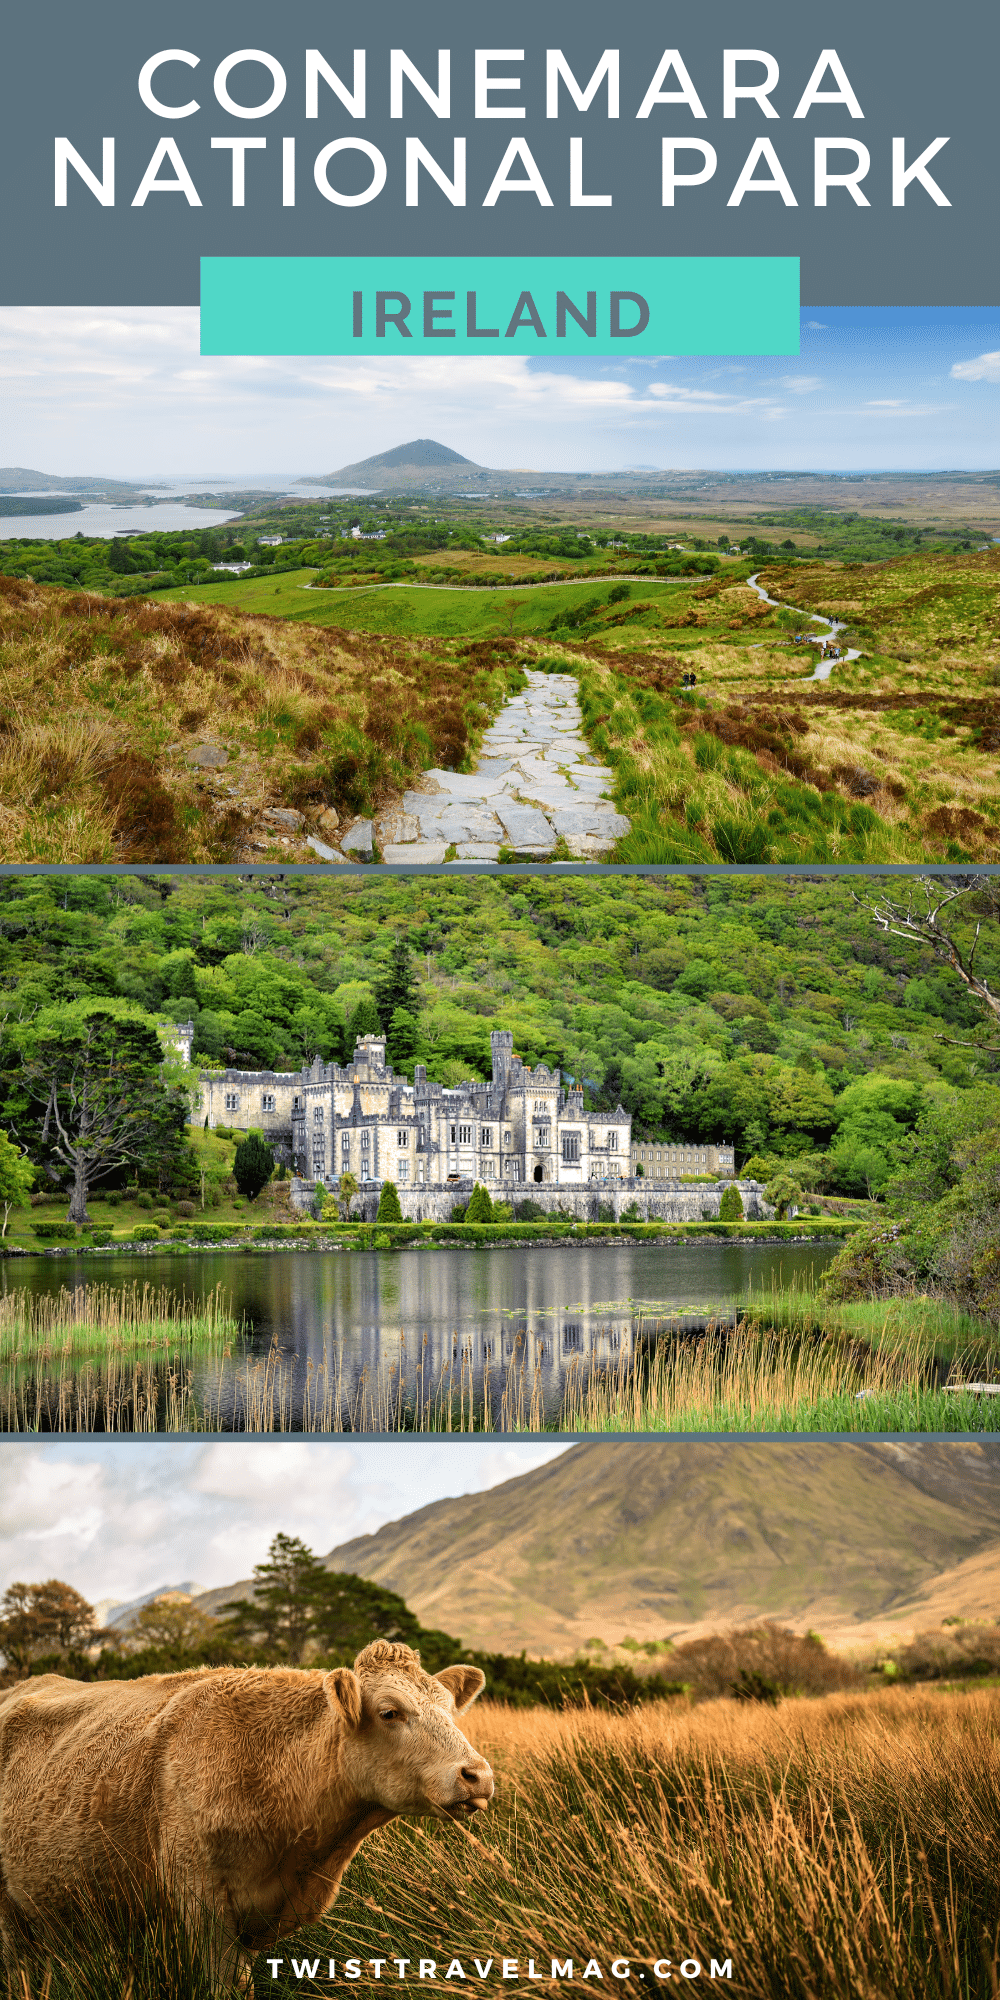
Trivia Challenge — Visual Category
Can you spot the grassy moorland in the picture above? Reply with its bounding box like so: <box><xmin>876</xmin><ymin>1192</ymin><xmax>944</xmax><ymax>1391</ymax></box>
<box><xmin>1</xmin><ymin>536</ymin><xmax>998</xmax><ymax>861</ymax></box>
<box><xmin>5</xmin><ymin>1685</ymin><xmax>997</xmax><ymax>1999</ymax></box>
<box><xmin>0</xmin><ymin>575</ymin><xmax>524</xmax><ymax>862</ymax></box>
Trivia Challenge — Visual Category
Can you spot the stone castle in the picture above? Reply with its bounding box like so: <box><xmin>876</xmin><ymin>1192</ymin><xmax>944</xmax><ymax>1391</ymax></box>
<box><xmin>175</xmin><ymin>1023</ymin><xmax>745</xmax><ymax>1218</ymax></box>
<box><xmin>190</xmin><ymin>1029</ymin><xmax>631</xmax><ymax>1193</ymax></box>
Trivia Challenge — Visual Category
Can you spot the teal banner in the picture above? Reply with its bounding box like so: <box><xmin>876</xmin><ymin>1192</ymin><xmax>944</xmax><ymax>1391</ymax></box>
<box><xmin>200</xmin><ymin>256</ymin><xmax>799</xmax><ymax>356</ymax></box>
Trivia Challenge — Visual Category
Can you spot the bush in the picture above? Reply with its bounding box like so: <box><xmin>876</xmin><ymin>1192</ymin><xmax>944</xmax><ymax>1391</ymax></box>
<box><xmin>891</xmin><ymin>1623</ymin><xmax>1000</xmax><ymax>1682</ymax></box>
<box><xmin>132</xmin><ymin>1224</ymin><xmax>161</xmax><ymax>1242</ymax></box>
<box><xmin>668</xmin><ymin>1625</ymin><xmax>862</xmax><ymax>1703</ymax></box>
<box><xmin>134</xmin><ymin>1191</ymin><xmax>154</xmax><ymax>1210</ymax></box>
<box><xmin>376</xmin><ymin>1180</ymin><xmax>404</xmax><ymax>1223</ymax></box>
<box><xmin>621</xmin><ymin>1201</ymin><xmax>643</xmax><ymax>1221</ymax></box>
<box><xmin>89</xmin><ymin>1228</ymin><xmax>112</xmax><ymax>1246</ymax></box>
<box><xmin>450</xmin><ymin>1202</ymin><xmax>468</xmax><ymax>1221</ymax></box>
<box><xmin>175</xmin><ymin>1200</ymin><xmax>196</xmax><ymax>1219</ymax></box>
<box><xmin>513</xmin><ymin>1199</ymin><xmax>544</xmax><ymax>1221</ymax></box>
<box><xmin>233</xmin><ymin>1133</ymin><xmax>275</xmax><ymax>1202</ymax></box>
<box><xmin>465</xmin><ymin>1182</ymin><xmax>494</xmax><ymax>1223</ymax></box>
<box><xmin>719</xmin><ymin>1184</ymin><xmax>745</xmax><ymax>1221</ymax></box>
<box><xmin>31</xmin><ymin>1222</ymin><xmax>74</xmax><ymax>1241</ymax></box>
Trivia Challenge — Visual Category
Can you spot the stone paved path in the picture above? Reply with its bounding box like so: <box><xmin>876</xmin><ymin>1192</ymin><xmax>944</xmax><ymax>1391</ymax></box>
<box><xmin>376</xmin><ymin>670</ymin><xmax>630</xmax><ymax>863</ymax></box>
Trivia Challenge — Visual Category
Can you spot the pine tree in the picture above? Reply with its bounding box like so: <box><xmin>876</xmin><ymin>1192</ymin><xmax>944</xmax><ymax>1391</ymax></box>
<box><xmin>344</xmin><ymin>994</ymin><xmax>381</xmax><ymax>1062</ymax></box>
<box><xmin>375</xmin><ymin>936</ymin><xmax>416</xmax><ymax>1023</ymax></box>
<box><xmin>718</xmin><ymin>1184</ymin><xmax>744</xmax><ymax>1221</ymax></box>
<box><xmin>386</xmin><ymin>1006</ymin><xmax>420</xmax><ymax>1071</ymax></box>
<box><xmin>465</xmin><ymin>1182</ymin><xmax>494</xmax><ymax>1222</ymax></box>
<box><xmin>233</xmin><ymin>1131</ymin><xmax>274</xmax><ymax>1200</ymax></box>
<box><xmin>376</xmin><ymin>1179</ymin><xmax>403</xmax><ymax>1222</ymax></box>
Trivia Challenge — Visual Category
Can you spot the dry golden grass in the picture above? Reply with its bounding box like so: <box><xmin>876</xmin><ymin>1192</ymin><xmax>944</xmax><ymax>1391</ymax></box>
<box><xmin>315</xmin><ymin>1683</ymin><xmax>1000</xmax><ymax>2000</ymax></box>
<box><xmin>0</xmin><ymin>578</ymin><xmax>523</xmax><ymax>862</ymax></box>
<box><xmin>2</xmin><ymin>1681</ymin><xmax>997</xmax><ymax>1998</ymax></box>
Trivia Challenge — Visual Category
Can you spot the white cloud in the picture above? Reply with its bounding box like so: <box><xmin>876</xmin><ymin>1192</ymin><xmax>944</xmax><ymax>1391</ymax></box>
<box><xmin>950</xmin><ymin>350</ymin><xmax>1000</xmax><ymax>383</ymax></box>
<box><xmin>803</xmin><ymin>321</ymin><xmax>828</xmax><ymax>330</ymax></box>
<box><xmin>0</xmin><ymin>1441</ymin><xmax>570</xmax><ymax>1607</ymax></box>
<box><xmin>0</xmin><ymin>307</ymin><xmax>996</xmax><ymax>475</ymax></box>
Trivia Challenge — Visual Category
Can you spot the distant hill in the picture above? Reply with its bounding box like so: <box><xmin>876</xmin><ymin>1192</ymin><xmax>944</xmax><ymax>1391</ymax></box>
<box><xmin>0</xmin><ymin>466</ymin><xmax>143</xmax><ymax>499</ymax></box>
<box><xmin>303</xmin><ymin>438</ymin><xmax>506</xmax><ymax>491</ymax></box>
<box><xmin>194</xmin><ymin>1441</ymin><xmax>1000</xmax><ymax>1656</ymax></box>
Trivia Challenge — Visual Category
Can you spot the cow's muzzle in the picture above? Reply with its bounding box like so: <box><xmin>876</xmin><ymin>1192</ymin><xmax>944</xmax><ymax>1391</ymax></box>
<box><xmin>446</xmin><ymin>1763</ymin><xmax>494</xmax><ymax>1816</ymax></box>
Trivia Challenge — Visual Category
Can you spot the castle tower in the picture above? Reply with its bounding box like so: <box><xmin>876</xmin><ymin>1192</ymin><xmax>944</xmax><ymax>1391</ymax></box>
<box><xmin>491</xmin><ymin>1029</ymin><xmax>514</xmax><ymax>1087</ymax></box>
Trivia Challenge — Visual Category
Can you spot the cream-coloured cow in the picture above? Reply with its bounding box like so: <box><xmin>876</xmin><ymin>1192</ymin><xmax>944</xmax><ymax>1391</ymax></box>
<box><xmin>0</xmin><ymin>1640</ymin><xmax>493</xmax><ymax>1991</ymax></box>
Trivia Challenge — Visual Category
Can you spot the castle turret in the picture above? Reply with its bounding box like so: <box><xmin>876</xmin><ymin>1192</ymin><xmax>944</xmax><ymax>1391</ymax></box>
<box><xmin>491</xmin><ymin>1029</ymin><xmax>514</xmax><ymax>1086</ymax></box>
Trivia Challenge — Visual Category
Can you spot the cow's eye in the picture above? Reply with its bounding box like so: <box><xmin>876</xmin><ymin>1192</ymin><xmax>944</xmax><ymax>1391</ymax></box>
<box><xmin>379</xmin><ymin>1707</ymin><xmax>401</xmax><ymax>1722</ymax></box>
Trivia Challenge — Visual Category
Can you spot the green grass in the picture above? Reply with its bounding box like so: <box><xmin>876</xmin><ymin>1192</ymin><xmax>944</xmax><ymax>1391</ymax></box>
<box><xmin>151</xmin><ymin>566</ymin><xmax>322</xmax><ymax>612</ymax></box>
<box><xmin>739</xmin><ymin>1283</ymin><xmax>994</xmax><ymax>1365</ymax></box>
<box><xmin>0</xmin><ymin>1281</ymin><xmax>239</xmax><ymax>1363</ymax></box>
<box><xmin>561</xmin><ymin>1298</ymin><xmax>1000</xmax><ymax>1433</ymax></box>
<box><xmin>278</xmin><ymin>577</ymin><xmax>692</xmax><ymax>641</ymax></box>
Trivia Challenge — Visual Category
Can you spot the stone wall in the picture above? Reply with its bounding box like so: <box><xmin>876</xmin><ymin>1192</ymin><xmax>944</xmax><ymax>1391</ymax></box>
<box><xmin>287</xmin><ymin>1178</ymin><xmax>774</xmax><ymax>1224</ymax></box>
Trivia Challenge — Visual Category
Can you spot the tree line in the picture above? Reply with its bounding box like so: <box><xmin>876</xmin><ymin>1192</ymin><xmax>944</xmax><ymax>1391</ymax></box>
<box><xmin>0</xmin><ymin>1534</ymin><xmax>680</xmax><ymax>1712</ymax></box>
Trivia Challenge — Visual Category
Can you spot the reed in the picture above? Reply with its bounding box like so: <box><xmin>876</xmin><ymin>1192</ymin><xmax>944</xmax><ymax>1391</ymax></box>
<box><xmin>0</xmin><ymin>1282</ymin><xmax>239</xmax><ymax>1362</ymax></box>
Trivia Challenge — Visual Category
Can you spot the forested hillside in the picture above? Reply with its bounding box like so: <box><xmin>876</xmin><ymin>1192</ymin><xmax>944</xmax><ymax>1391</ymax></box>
<box><xmin>3</xmin><ymin>872</ymin><xmax>997</xmax><ymax>1200</ymax></box>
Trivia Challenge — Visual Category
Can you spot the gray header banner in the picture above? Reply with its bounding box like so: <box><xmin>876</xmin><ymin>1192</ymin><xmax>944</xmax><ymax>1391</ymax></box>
<box><xmin>2</xmin><ymin>0</ymin><xmax>996</xmax><ymax>307</ymax></box>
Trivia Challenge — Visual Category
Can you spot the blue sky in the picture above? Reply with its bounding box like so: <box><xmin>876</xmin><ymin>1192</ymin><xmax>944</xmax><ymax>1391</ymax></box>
<box><xmin>1</xmin><ymin>306</ymin><xmax>996</xmax><ymax>476</ymax></box>
<box><xmin>0</xmin><ymin>1439</ymin><xmax>571</xmax><ymax>1607</ymax></box>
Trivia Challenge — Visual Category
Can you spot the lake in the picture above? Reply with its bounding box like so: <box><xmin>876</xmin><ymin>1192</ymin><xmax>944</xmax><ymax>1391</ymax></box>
<box><xmin>0</xmin><ymin>479</ymin><xmax>382</xmax><ymax>539</ymax></box>
<box><xmin>2</xmin><ymin>1239</ymin><xmax>836</xmax><ymax>1433</ymax></box>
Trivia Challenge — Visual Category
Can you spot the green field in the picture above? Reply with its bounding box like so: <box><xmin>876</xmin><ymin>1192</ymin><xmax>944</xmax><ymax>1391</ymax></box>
<box><xmin>153</xmin><ymin>570</ymin><xmax>694</xmax><ymax>642</ymax></box>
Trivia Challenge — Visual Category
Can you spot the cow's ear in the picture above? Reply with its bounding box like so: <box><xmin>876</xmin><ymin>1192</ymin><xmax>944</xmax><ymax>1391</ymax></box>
<box><xmin>434</xmin><ymin>1665</ymin><xmax>486</xmax><ymax>1713</ymax></box>
<box><xmin>324</xmin><ymin>1667</ymin><xmax>362</xmax><ymax>1728</ymax></box>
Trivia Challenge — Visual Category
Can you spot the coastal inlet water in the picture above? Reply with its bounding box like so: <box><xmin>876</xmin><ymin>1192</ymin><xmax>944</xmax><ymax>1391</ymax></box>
<box><xmin>4</xmin><ymin>1239</ymin><xmax>836</xmax><ymax>1433</ymax></box>
<box><xmin>1</xmin><ymin>479</ymin><xmax>380</xmax><ymax>540</ymax></box>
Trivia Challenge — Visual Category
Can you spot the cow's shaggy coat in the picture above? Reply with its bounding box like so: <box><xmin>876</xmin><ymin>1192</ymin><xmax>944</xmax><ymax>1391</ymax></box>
<box><xmin>0</xmin><ymin>1640</ymin><xmax>493</xmax><ymax>1991</ymax></box>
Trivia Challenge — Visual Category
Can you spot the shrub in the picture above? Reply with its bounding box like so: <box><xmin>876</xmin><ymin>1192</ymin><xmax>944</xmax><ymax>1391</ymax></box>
<box><xmin>132</xmin><ymin>1224</ymin><xmax>161</xmax><ymax>1241</ymax></box>
<box><xmin>233</xmin><ymin>1132</ymin><xmax>275</xmax><ymax>1201</ymax></box>
<box><xmin>668</xmin><ymin>1625</ymin><xmax>862</xmax><ymax>1703</ymax></box>
<box><xmin>892</xmin><ymin>1623</ymin><xmax>1000</xmax><ymax>1681</ymax></box>
<box><xmin>134</xmin><ymin>1191</ymin><xmax>154</xmax><ymax>1210</ymax></box>
<box><xmin>450</xmin><ymin>1202</ymin><xmax>468</xmax><ymax>1221</ymax></box>
<box><xmin>31</xmin><ymin>1222</ymin><xmax>74</xmax><ymax>1241</ymax></box>
<box><xmin>465</xmin><ymin>1182</ymin><xmax>494</xmax><ymax>1223</ymax></box>
<box><xmin>89</xmin><ymin>1228</ymin><xmax>112</xmax><ymax>1246</ymax></box>
<box><xmin>373</xmin><ymin>1232</ymin><xmax>391</xmax><ymax>1249</ymax></box>
<box><xmin>597</xmin><ymin>1201</ymin><xmax>615</xmax><ymax>1221</ymax></box>
<box><xmin>719</xmin><ymin>1184</ymin><xmax>745</xmax><ymax>1221</ymax></box>
<box><xmin>175</xmin><ymin>1200</ymin><xmax>196</xmax><ymax>1219</ymax></box>
<box><xmin>376</xmin><ymin>1180</ymin><xmax>404</xmax><ymax>1223</ymax></box>
<box><xmin>513</xmin><ymin>1199</ymin><xmax>544</xmax><ymax>1221</ymax></box>
<box><xmin>621</xmin><ymin>1200</ymin><xmax>643</xmax><ymax>1221</ymax></box>
<box><xmin>766</xmin><ymin>1172</ymin><xmax>803</xmax><ymax>1220</ymax></box>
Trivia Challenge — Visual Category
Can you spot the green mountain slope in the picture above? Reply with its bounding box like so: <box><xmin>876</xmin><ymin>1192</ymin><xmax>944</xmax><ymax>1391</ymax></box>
<box><xmin>196</xmin><ymin>1441</ymin><xmax>1000</xmax><ymax>1654</ymax></box>
<box><xmin>319</xmin><ymin>1439</ymin><xmax>1000</xmax><ymax>1650</ymax></box>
